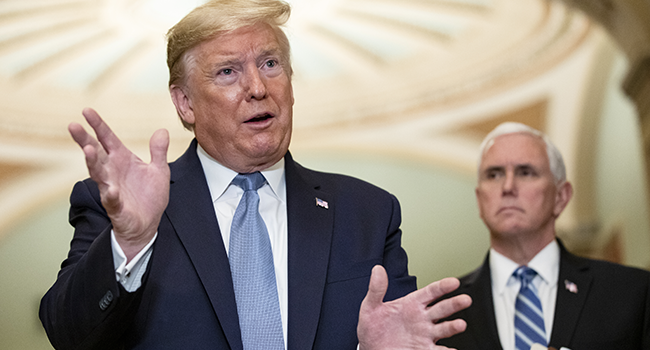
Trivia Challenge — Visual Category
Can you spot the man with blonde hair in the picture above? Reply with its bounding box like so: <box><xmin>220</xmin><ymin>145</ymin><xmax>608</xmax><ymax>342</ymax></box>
<box><xmin>438</xmin><ymin>122</ymin><xmax>650</xmax><ymax>350</ymax></box>
<box><xmin>40</xmin><ymin>0</ymin><xmax>470</xmax><ymax>349</ymax></box>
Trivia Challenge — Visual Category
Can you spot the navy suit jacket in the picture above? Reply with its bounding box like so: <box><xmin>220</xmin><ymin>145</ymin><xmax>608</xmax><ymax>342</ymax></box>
<box><xmin>437</xmin><ymin>240</ymin><xmax>650</xmax><ymax>350</ymax></box>
<box><xmin>40</xmin><ymin>140</ymin><xmax>417</xmax><ymax>350</ymax></box>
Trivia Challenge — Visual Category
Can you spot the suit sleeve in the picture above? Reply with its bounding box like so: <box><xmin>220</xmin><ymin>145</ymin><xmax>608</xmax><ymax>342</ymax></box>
<box><xmin>382</xmin><ymin>193</ymin><xmax>418</xmax><ymax>301</ymax></box>
<box><xmin>39</xmin><ymin>179</ymin><xmax>146</xmax><ymax>350</ymax></box>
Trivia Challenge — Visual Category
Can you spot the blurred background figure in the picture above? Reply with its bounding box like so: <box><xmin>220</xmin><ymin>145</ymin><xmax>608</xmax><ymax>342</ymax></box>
<box><xmin>437</xmin><ymin>122</ymin><xmax>650</xmax><ymax>350</ymax></box>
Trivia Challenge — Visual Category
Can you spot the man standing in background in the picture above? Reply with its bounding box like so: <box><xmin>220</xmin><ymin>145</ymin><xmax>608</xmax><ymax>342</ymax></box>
<box><xmin>437</xmin><ymin>122</ymin><xmax>650</xmax><ymax>350</ymax></box>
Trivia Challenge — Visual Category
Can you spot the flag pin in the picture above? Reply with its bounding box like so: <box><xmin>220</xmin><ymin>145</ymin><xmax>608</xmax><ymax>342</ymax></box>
<box><xmin>564</xmin><ymin>279</ymin><xmax>578</xmax><ymax>294</ymax></box>
<box><xmin>315</xmin><ymin>197</ymin><xmax>328</xmax><ymax>209</ymax></box>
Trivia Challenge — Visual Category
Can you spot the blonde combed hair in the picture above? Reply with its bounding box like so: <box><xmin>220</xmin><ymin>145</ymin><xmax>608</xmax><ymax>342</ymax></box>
<box><xmin>166</xmin><ymin>0</ymin><xmax>292</xmax><ymax>89</ymax></box>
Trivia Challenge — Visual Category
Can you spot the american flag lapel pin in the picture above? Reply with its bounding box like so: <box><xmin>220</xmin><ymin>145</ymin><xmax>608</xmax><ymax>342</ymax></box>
<box><xmin>564</xmin><ymin>279</ymin><xmax>578</xmax><ymax>294</ymax></box>
<box><xmin>315</xmin><ymin>197</ymin><xmax>329</xmax><ymax>209</ymax></box>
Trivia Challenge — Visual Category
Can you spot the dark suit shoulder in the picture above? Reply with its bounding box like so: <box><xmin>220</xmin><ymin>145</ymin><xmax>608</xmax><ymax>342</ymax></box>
<box><xmin>290</xmin><ymin>159</ymin><xmax>395</xmax><ymax>199</ymax></box>
<box><xmin>551</xmin><ymin>247</ymin><xmax>650</xmax><ymax>349</ymax></box>
<box><xmin>449</xmin><ymin>255</ymin><xmax>490</xmax><ymax>296</ymax></box>
<box><xmin>563</xmin><ymin>249</ymin><xmax>650</xmax><ymax>280</ymax></box>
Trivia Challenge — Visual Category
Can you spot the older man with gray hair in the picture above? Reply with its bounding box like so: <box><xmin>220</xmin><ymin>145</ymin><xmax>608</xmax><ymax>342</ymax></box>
<box><xmin>438</xmin><ymin>122</ymin><xmax>650</xmax><ymax>350</ymax></box>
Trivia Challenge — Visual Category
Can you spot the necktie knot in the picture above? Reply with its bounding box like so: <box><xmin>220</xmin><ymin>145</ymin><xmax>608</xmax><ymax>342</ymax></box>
<box><xmin>514</xmin><ymin>266</ymin><xmax>537</xmax><ymax>290</ymax></box>
<box><xmin>233</xmin><ymin>172</ymin><xmax>266</xmax><ymax>192</ymax></box>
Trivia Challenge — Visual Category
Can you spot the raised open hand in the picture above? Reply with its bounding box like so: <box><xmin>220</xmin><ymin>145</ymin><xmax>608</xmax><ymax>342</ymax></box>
<box><xmin>358</xmin><ymin>265</ymin><xmax>471</xmax><ymax>350</ymax></box>
<box><xmin>69</xmin><ymin>108</ymin><xmax>170</xmax><ymax>261</ymax></box>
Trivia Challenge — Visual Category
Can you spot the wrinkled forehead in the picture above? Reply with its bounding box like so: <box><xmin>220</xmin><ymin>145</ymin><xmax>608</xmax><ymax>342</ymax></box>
<box><xmin>191</xmin><ymin>23</ymin><xmax>278</xmax><ymax>56</ymax></box>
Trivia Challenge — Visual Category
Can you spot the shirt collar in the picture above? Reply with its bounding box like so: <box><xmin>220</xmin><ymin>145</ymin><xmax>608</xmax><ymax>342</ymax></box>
<box><xmin>490</xmin><ymin>239</ymin><xmax>560</xmax><ymax>295</ymax></box>
<box><xmin>528</xmin><ymin>239</ymin><xmax>559</xmax><ymax>288</ymax></box>
<box><xmin>196</xmin><ymin>144</ymin><xmax>286</xmax><ymax>202</ymax></box>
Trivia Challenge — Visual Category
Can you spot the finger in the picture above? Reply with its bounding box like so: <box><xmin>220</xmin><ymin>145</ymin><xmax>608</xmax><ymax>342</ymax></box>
<box><xmin>82</xmin><ymin>107</ymin><xmax>124</xmax><ymax>153</ymax></box>
<box><xmin>150</xmin><ymin>129</ymin><xmax>170</xmax><ymax>166</ymax></box>
<box><xmin>68</xmin><ymin>122</ymin><xmax>99</xmax><ymax>150</ymax></box>
<box><xmin>81</xmin><ymin>143</ymin><xmax>109</xmax><ymax>184</ymax></box>
<box><xmin>363</xmin><ymin>265</ymin><xmax>389</xmax><ymax>309</ymax></box>
<box><xmin>416</xmin><ymin>277</ymin><xmax>461</xmax><ymax>305</ymax></box>
<box><xmin>428</xmin><ymin>294</ymin><xmax>472</xmax><ymax>322</ymax></box>
<box><xmin>432</xmin><ymin>318</ymin><xmax>467</xmax><ymax>343</ymax></box>
<box><xmin>69</xmin><ymin>122</ymin><xmax>104</xmax><ymax>177</ymax></box>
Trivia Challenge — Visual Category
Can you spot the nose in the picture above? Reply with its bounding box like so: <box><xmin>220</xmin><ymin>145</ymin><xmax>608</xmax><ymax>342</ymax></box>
<box><xmin>244</xmin><ymin>68</ymin><xmax>267</xmax><ymax>101</ymax></box>
<box><xmin>502</xmin><ymin>170</ymin><xmax>516</xmax><ymax>195</ymax></box>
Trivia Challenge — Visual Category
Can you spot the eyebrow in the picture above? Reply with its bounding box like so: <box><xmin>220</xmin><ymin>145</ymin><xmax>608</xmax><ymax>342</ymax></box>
<box><xmin>211</xmin><ymin>47</ymin><xmax>282</xmax><ymax>67</ymax></box>
<box><xmin>483</xmin><ymin>165</ymin><xmax>504</xmax><ymax>172</ymax></box>
<box><xmin>482</xmin><ymin>163</ymin><xmax>537</xmax><ymax>173</ymax></box>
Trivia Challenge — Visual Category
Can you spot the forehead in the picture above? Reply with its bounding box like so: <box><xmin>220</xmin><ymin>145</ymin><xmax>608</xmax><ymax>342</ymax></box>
<box><xmin>481</xmin><ymin>133</ymin><xmax>549</xmax><ymax>169</ymax></box>
<box><xmin>193</xmin><ymin>23</ymin><xmax>280</xmax><ymax>59</ymax></box>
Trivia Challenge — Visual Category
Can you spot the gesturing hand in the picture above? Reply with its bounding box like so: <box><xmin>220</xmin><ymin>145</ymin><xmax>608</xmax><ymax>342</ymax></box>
<box><xmin>69</xmin><ymin>108</ymin><xmax>170</xmax><ymax>261</ymax></box>
<box><xmin>358</xmin><ymin>265</ymin><xmax>471</xmax><ymax>350</ymax></box>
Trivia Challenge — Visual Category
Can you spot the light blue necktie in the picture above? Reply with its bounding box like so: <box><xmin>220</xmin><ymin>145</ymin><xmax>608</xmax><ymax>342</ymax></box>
<box><xmin>229</xmin><ymin>172</ymin><xmax>284</xmax><ymax>350</ymax></box>
<box><xmin>514</xmin><ymin>266</ymin><xmax>547</xmax><ymax>350</ymax></box>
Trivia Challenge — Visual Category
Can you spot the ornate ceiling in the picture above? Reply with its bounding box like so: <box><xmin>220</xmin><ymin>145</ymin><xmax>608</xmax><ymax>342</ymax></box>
<box><xmin>0</xmin><ymin>0</ymin><xmax>598</xmax><ymax>232</ymax></box>
<box><xmin>0</xmin><ymin>0</ymin><xmax>590</xmax><ymax>144</ymax></box>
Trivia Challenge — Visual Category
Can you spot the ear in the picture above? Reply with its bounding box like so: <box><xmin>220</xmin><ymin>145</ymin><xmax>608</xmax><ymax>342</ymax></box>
<box><xmin>170</xmin><ymin>84</ymin><xmax>195</xmax><ymax>126</ymax></box>
<box><xmin>553</xmin><ymin>181</ymin><xmax>573</xmax><ymax>217</ymax></box>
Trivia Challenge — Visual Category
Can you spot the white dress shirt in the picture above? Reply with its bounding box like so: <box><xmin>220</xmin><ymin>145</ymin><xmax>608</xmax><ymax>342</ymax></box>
<box><xmin>490</xmin><ymin>240</ymin><xmax>560</xmax><ymax>350</ymax></box>
<box><xmin>112</xmin><ymin>145</ymin><xmax>289</xmax><ymax>348</ymax></box>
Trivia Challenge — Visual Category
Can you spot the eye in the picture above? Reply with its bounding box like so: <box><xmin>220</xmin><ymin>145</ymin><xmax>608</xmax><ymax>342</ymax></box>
<box><xmin>265</xmin><ymin>59</ymin><xmax>277</xmax><ymax>68</ymax></box>
<box><xmin>484</xmin><ymin>169</ymin><xmax>503</xmax><ymax>180</ymax></box>
<box><xmin>516</xmin><ymin>166</ymin><xmax>536</xmax><ymax>177</ymax></box>
<box><xmin>215</xmin><ymin>67</ymin><xmax>238</xmax><ymax>85</ymax></box>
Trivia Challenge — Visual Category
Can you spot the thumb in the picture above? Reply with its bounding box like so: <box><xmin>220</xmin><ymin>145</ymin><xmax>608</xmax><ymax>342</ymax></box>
<box><xmin>364</xmin><ymin>265</ymin><xmax>389</xmax><ymax>309</ymax></box>
<box><xmin>149</xmin><ymin>129</ymin><xmax>170</xmax><ymax>165</ymax></box>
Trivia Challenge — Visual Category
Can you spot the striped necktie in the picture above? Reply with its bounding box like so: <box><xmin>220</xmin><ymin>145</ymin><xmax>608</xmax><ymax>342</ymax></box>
<box><xmin>513</xmin><ymin>266</ymin><xmax>547</xmax><ymax>350</ymax></box>
<box><xmin>229</xmin><ymin>172</ymin><xmax>284</xmax><ymax>350</ymax></box>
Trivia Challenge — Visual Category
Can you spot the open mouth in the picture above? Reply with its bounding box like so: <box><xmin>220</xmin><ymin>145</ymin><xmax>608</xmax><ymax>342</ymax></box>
<box><xmin>245</xmin><ymin>113</ymin><xmax>273</xmax><ymax>123</ymax></box>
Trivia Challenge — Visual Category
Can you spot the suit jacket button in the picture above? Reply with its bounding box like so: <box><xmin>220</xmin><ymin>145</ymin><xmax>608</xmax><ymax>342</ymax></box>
<box><xmin>99</xmin><ymin>290</ymin><xmax>114</xmax><ymax>311</ymax></box>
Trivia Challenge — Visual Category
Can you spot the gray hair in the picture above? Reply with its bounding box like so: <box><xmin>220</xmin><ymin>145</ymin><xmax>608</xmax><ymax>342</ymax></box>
<box><xmin>477</xmin><ymin>122</ymin><xmax>566</xmax><ymax>184</ymax></box>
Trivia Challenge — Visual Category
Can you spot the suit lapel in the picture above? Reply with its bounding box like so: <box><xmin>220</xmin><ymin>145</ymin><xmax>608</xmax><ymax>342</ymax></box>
<box><xmin>549</xmin><ymin>242</ymin><xmax>592</xmax><ymax>348</ymax></box>
<box><xmin>465</xmin><ymin>255</ymin><xmax>504</xmax><ymax>350</ymax></box>
<box><xmin>284</xmin><ymin>152</ymin><xmax>334</xmax><ymax>350</ymax></box>
<box><xmin>164</xmin><ymin>140</ymin><xmax>243</xmax><ymax>350</ymax></box>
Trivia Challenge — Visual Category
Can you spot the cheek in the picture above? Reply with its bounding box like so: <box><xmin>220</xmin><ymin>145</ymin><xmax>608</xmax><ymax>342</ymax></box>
<box><xmin>524</xmin><ymin>189</ymin><xmax>555</xmax><ymax>218</ymax></box>
<box><xmin>221</xmin><ymin>87</ymin><xmax>243</xmax><ymax>105</ymax></box>
<box><xmin>476</xmin><ymin>190</ymin><xmax>493</xmax><ymax>217</ymax></box>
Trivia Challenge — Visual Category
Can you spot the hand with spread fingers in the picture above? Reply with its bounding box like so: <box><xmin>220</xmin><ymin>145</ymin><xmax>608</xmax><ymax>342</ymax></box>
<box><xmin>68</xmin><ymin>107</ymin><xmax>170</xmax><ymax>261</ymax></box>
<box><xmin>358</xmin><ymin>265</ymin><xmax>472</xmax><ymax>350</ymax></box>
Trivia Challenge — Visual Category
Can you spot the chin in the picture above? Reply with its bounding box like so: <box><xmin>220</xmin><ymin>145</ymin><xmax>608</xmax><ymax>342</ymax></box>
<box><xmin>246</xmin><ymin>145</ymin><xmax>285</xmax><ymax>164</ymax></box>
<box><xmin>493</xmin><ymin>224</ymin><xmax>530</xmax><ymax>237</ymax></box>
<box><xmin>251</xmin><ymin>136</ymin><xmax>289</xmax><ymax>156</ymax></box>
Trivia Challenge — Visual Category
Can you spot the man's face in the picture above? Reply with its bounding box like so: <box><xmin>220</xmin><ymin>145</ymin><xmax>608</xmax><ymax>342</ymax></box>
<box><xmin>476</xmin><ymin>133</ymin><xmax>564</xmax><ymax>241</ymax></box>
<box><xmin>172</xmin><ymin>23</ymin><xmax>294</xmax><ymax>173</ymax></box>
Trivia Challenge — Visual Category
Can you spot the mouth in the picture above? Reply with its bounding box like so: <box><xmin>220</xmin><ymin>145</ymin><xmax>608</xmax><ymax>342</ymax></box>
<box><xmin>245</xmin><ymin>113</ymin><xmax>274</xmax><ymax>123</ymax></box>
<box><xmin>497</xmin><ymin>206</ymin><xmax>523</xmax><ymax>214</ymax></box>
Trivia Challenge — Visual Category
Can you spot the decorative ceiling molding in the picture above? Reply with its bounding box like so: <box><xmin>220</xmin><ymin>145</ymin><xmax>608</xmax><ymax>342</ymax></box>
<box><xmin>0</xmin><ymin>0</ymin><xmax>590</xmax><ymax>147</ymax></box>
<box><xmin>453</xmin><ymin>99</ymin><xmax>548</xmax><ymax>138</ymax></box>
<box><xmin>0</xmin><ymin>161</ymin><xmax>40</xmax><ymax>187</ymax></box>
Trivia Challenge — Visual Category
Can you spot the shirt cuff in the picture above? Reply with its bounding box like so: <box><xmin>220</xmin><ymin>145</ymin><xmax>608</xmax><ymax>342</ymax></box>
<box><xmin>112</xmin><ymin>231</ymin><xmax>157</xmax><ymax>292</ymax></box>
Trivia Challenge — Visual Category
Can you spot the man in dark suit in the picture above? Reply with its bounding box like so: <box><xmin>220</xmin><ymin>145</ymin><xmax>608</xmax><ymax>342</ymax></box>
<box><xmin>39</xmin><ymin>0</ymin><xmax>470</xmax><ymax>349</ymax></box>
<box><xmin>437</xmin><ymin>122</ymin><xmax>650</xmax><ymax>350</ymax></box>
